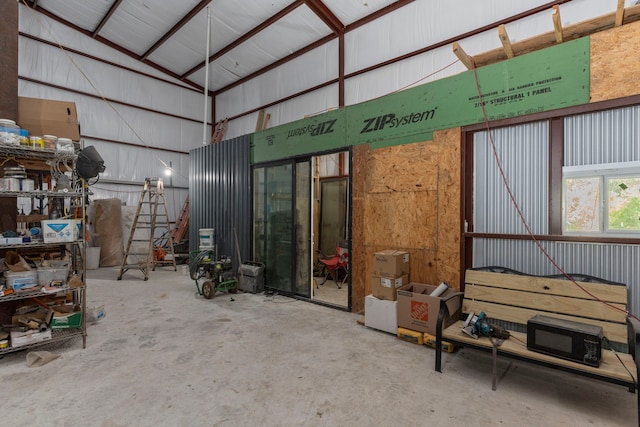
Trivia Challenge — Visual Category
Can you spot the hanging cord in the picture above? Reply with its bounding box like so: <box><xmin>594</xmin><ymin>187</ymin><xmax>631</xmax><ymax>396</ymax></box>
<box><xmin>469</xmin><ymin>56</ymin><xmax>640</xmax><ymax>324</ymax></box>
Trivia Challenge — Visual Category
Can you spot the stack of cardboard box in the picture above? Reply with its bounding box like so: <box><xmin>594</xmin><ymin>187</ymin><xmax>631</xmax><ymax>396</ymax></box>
<box><xmin>371</xmin><ymin>250</ymin><xmax>410</xmax><ymax>300</ymax></box>
<box><xmin>364</xmin><ymin>250</ymin><xmax>410</xmax><ymax>334</ymax></box>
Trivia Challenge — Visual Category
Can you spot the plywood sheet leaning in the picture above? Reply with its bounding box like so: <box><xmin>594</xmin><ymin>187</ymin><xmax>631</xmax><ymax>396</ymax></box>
<box><xmin>93</xmin><ymin>198</ymin><xmax>124</xmax><ymax>267</ymax></box>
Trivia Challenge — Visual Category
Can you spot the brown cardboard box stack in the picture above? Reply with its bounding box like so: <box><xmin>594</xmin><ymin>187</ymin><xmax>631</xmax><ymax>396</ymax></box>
<box><xmin>371</xmin><ymin>250</ymin><xmax>410</xmax><ymax>301</ymax></box>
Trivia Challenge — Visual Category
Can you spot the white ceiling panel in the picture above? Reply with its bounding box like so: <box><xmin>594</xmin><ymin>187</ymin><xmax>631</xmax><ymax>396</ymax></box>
<box><xmin>99</xmin><ymin>0</ymin><xmax>202</xmax><ymax>55</ymax></box>
<box><xmin>322</xmin><ymin>0</ymin><xmax>398</xmax><ymax>24</ymax></box>
<box><xmin>33</xmin><ymin>0</ymin><xmax>113</xmax><ymax>32</ymax></box>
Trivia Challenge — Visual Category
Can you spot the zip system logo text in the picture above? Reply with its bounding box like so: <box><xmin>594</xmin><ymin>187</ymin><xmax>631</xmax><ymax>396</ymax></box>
<box><xmin>287</xmin><ymin>119</ymin><xmax>337</xmax><ymax>139</ymax></box>
<box><xmin>360</xmin><ymin>108</ymin><xmax>437</xmax><ymax>133</ymax></box>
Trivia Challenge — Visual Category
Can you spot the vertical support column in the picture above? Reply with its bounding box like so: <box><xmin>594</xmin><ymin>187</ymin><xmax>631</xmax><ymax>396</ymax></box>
<box><xmin>0</xmin><ymin>1</ymin><xmax>19</xmax><ymax>120</ymax></box>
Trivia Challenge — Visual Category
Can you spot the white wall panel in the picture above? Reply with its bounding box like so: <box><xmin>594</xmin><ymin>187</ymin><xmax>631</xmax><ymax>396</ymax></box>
<box><xmin>215</xmin><ymin>40</ymin><xmax>339</xmax><ymax>121</ymax></box>
<box><xmin>219</xmin><ymin>84</ymin><xmax>339</xmax><ymax>139</ymax></box>
<box><xmin>19</xmin><ymin>8</ymin><xmax>190</xmax><ymax>88</ymax></box>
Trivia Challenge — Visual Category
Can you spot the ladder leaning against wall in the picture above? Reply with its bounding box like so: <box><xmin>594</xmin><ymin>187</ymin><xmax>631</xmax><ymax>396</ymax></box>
<box><xmin>117</xmin><ymin>177</ymin><xmax>177</xmax><ymax>281</ymax></box>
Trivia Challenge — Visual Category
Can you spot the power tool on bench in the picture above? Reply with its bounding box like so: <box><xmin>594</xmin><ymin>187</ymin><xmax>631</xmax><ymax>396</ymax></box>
<box><xmin>461</xmin><ymin>311</ymin><xmax>511</xmax><ymax>340</ymax></box>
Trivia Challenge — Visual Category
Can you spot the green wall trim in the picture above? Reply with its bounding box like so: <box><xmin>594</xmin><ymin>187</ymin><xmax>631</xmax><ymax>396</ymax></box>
<box><xmin>253</xmin><ymin>37</ymin><xmax>589</xmax><ymax>163</ymax></box>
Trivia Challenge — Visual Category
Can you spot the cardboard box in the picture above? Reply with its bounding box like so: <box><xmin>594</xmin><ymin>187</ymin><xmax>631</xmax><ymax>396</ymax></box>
<box><xmin>364</xmin><ymin>295</ymin><xmax>397</xmax><ymax>334</ymax></box>
<box><xmin>10</xmin><ymin>328</ymin><xmax>52</xmax><ymax>348</ymax></box>
<box><xmin>41</xmin><ymin>219</ymin><xmax>81</xmax><ymax>243</ymax></box>
<box><xmin>51</xmin><ymin>305</ymin><xmax>82</xmax><ymax>329</ymax></box>
<box><xmin>373</xmin><ymin>250</ymin><xmax>410</xmax><ymax>277</ymax></box>
<box><xmin>396</xmin><ymin>283</ymin><xmax>462</xmax><ymax>335</ymax></box>
<box><xmin>372</xmin><ymin>274</ymin><xmax>409</xmax><ymax>301</ymax></box>
<box><xmin>18</xmin><ymin>97</ymin><xmax>80</xmax><ymax>141</ymax></box>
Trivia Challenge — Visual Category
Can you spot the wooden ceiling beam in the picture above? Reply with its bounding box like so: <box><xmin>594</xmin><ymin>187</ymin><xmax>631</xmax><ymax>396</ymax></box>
<box><xmin>615</xmin><ymin>0</ymin><xmax>625</xmax><ymax>27</ymax></box>
<box><xmin>552</xmin><ymin>5</ymin><xmax>564</xmax><ymax>43</ymax></box>
<box><xmin>468</xmin><ymin>3</ymin><xmax>640</xmax><ymax>68</ymax></box>
<box><xmin>452</xmin><ymin>42</ymin><xmax>474</xmax><ymax>70</ymax></box>
<box><xmin>498</xmin><ymin>24</ymin><xmax>514</xmax><ymax>59</ymax></box>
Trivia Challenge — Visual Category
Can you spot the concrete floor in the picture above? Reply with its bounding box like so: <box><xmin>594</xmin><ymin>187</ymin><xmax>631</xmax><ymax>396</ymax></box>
<box><xmin>0</xmin><ymin>266</ymin><xmax>636</xmax><ymax>427</ymax></box>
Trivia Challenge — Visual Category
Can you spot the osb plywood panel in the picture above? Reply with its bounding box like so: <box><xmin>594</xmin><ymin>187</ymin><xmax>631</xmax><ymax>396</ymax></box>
<box><xmin>436</xmin><ymin>128</ymin><xmax>462</xmax><ymax>289</ymax></box>
<box><xmin>350</xmin><ymin>133</ymin><xmax>464</xmax><ymax>312</ymax></box>
<box><xmin>591</xmin><ymin>21</ymin><xmax>640</xmax><ymax>102</ymax></box>
<box><xmin>363</xmin><ymin>191</ymin><xmax>437</xmax><ymax>249</ymax></box>
<box><xmin>366</xmin><ymin>141</ymin><xmax>440</xmax><ymax>193</ymax></box>
<box><xmin>351</xmin><ymin>144</ymin><xmax>368</xmax><ymax>313</ymax></box>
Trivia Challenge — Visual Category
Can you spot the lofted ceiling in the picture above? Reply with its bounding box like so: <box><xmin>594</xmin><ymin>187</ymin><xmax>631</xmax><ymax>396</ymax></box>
<box><xmin>22</xmin><ymin>0</ymin><xmax>413</xmax><ymax>95</ymax></box>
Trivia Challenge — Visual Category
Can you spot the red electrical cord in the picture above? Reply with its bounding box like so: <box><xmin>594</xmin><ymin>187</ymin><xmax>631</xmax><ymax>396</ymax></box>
<box><xmin>469</xmin><ymin>56</ymin><xmax>640</xmax><ymax>324</ymax></box>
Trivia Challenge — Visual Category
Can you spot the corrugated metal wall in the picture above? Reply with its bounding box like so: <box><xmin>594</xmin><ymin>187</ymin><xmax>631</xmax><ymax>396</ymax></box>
<box><xmin>565</xmin><ymin>104</ymin><xmax>640</xmax><ymax>166</ymax></box>
<box><xmin>474</xmin><ymin>121</ymin><xmax>549</xmax><ymax>234</ymax></box>
<box><xmin>189</xmin><ymin>135</ymin><xmax>251</xmax><ymax>272</ymax></box>
<box><xmin>472</xmin><ymin>107</ymin><xmax>640</xmax><ymax>317</ymax></box>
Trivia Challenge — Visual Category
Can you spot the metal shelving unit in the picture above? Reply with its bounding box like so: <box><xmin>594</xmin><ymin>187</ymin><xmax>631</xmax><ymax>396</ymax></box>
<box><xmin>0</xmin><ymin>145</ymin><xmax>86</xmax><ymax>355</ymax></box>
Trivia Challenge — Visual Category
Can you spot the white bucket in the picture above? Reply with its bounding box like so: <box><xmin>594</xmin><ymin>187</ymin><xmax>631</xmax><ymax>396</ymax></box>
<box><xmin>199</xmin><ymin>228</ymin><xmax>215</xmax><ymax>249</ymax></box>
<box><xmin>86</xmin><ymin>247</ymin><xmax>101</xmax><ymax>270</ymax></box>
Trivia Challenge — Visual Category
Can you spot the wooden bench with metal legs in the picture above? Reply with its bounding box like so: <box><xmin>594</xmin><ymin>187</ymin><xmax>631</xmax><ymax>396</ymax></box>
<box><xmin>434</xmin><ymin>267</ymin><xmax>639</xmax><ymax>425</ymax></box>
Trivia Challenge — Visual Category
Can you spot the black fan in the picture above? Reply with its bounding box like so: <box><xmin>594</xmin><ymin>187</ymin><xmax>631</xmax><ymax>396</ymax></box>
<box><xmin>76</xmin><ymin>145</ymin><xmax>105</xmax><ymax>179</ymax></box>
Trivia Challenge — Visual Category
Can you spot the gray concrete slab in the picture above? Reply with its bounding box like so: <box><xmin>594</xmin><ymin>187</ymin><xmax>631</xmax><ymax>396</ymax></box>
<box><xmin>0</xmin><ymin>267</ymin><xmax>636</xmax><ymax>426</ymax></box>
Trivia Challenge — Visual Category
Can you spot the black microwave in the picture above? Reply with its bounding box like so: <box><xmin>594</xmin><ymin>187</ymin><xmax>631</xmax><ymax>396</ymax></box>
<box><xmin>527</xmin><ymin>314</ymin><xmax>603</xmax><ymax>367</ymax></box>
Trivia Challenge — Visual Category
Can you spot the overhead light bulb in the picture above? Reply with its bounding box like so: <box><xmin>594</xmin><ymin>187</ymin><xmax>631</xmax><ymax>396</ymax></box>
<box><xmin>164</xmin><ymin>167</ymin><xmax>172</xmax><ymax>177</ymax></box>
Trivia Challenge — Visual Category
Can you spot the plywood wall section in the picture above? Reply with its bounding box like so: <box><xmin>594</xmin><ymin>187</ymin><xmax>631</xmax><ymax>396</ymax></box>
<box><xmin>590</xmin><ymin>20</ymin><xmax>640</xmax><ymax>102</ymax></box>
<box><xmin>350</xmin><ymin>129</ymin><xmax>461</xmax><ymax>313</ymax></box>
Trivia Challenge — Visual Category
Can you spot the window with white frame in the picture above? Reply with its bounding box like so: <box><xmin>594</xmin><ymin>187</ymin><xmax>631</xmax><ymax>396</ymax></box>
<box><xmin>563</xmin><ymin>162</ymin><xmax>640</xmax><ymax>235</ymax></box>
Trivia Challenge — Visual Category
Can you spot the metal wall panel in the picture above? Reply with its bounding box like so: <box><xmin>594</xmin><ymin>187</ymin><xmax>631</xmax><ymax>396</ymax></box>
<box><xmin>473</xmin><ymin>121</ymin><xmax>549</xmax><ymax>234</ymax></box>
<box><xmin>189</xmin><ymin>136</ymin><xmax>252</xmax><ymax>272</ymax></box>
<box><xmin>565</xmin><ymin>105</ymin><xmax>640</xmax><ymax>166</ymax></box>
<box><xmin>473</xmin><ymin>238</ymin><xmax>640</xmax><ymax>318</ymax></box>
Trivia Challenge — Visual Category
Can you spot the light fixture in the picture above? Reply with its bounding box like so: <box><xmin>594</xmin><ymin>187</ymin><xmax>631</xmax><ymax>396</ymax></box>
<box><xmin>164</xmin><ymin>166</ymin><xmax>172</xmax><ymax>177</ymax></box>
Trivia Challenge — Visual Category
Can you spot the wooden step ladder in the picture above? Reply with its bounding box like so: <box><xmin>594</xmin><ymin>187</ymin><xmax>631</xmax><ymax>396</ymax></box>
<box><xmin>117</xmin><ymin>177</ymin><xmax>177</xmax><ymax>281</ymax></box>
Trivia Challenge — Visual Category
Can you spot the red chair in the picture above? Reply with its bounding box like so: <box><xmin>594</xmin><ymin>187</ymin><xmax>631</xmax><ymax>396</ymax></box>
<box><xmin>317</xmin><ymin>243</ymin><xmax>349</xmax><ymax>289</ymax></box>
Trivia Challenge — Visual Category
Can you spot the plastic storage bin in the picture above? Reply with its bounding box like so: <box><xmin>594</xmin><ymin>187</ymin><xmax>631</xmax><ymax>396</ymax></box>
<box><xmin>5</xmin><ymin>270</ymin><xmax>39</xmax><ymax>291</ymax></box>
<box><xmin>0</xmin><ymin>119</ymin><xmax>20</xmax><ymax>145</ymax></box>
<box><xmin>37</xmin><ymin>266</ymin><xmax>69</xmax><ymax>286</ymax></box>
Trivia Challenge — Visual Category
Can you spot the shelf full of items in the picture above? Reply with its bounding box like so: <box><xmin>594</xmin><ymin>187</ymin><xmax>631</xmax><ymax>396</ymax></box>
<box><xmin>0</xmin><ymin>98</ymin><xmax>91</xmax><ymax>355</ymax></box>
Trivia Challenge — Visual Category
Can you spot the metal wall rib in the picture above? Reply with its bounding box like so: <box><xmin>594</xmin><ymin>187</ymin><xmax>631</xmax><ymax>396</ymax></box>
<box><xmin>474</xmin><ymin>121</ymin><xmax>549</xmax><ymax>234</ymax></box>
<box><xmin>189</xmin><ymin>136</ymin><xmax>251</xmax><ymax>272</ymax></box>
<box><xmin>565</xmin><ymin>104</ymin><xmax>640</xmax><ymax>166</ymax></box>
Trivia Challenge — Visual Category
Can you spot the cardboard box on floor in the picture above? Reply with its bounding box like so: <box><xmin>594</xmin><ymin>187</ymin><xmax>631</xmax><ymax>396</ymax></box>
<box><xmin>18</xmin><ymin>96</ymin><xmax>80</xmax><ymax>141</ymax></box>
<box><xmin>373</xmin><ymin>250</ymin><xmax>410</xmax><ymax>278</ymax></box>
<box><xmin>371</xmin><ymin>274</ymin><xmax>409</xmax><ymax>301</ymax></box>
<box><xmin>396</xmin><ymin>283</ymin><xmax>462</xmax><ymax>335</ymax></box>
<box><xmin>364</xmin><ymin>295</ymin><xmax>397</xmax><ymax>334</ymax></box>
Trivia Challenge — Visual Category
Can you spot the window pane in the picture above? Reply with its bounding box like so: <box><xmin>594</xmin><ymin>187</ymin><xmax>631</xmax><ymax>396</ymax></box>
<box><xmin>607</xmin><ymin>177</ymin><xmax>640</xmax><ymax>231</ymax></box>
<box><xmin>565</xmin><ymin>177</ymin><xmax>601</xmax><ymax>232</ymax></box>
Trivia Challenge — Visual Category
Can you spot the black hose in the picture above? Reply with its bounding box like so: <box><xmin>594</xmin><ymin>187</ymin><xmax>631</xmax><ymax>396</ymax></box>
<box><xmin>189</xmin><ymin>249</ymin><xmax>214</xmax><ymax>280</ymax></box>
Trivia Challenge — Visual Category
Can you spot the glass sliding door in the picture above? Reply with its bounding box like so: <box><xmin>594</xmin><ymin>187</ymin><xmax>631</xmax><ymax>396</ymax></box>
<box><xmin>295</xmin><ymin>161</ymin><xmax>311</xmax><ymax>297</ymax></box>
<box><xmin>253</xmin><ymin>160</ymin><xmax>311</xmax><ymax>297</ymax></box>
